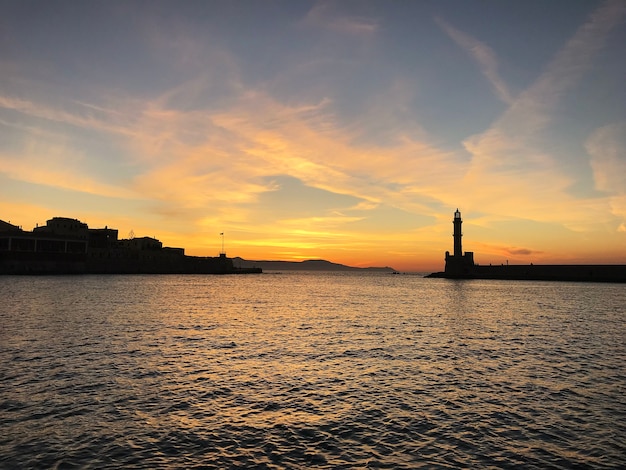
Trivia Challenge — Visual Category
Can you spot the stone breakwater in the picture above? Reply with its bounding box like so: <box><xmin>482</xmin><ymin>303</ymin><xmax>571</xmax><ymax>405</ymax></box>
<box><xmin>427</xmin><ymin>264</ymin><xmax>626</xmax><ymax>283</ymax></box>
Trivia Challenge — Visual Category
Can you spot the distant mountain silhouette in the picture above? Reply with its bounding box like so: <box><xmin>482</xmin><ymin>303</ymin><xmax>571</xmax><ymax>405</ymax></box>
<box><xmin>233</xmin><ymin>258</ymin><xmax>396</xmax><ymax>272</ymax></box>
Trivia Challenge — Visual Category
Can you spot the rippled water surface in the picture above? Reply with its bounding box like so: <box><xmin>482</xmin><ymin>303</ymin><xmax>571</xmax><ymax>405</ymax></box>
<box><xmin>1</xmin><ymin>273</ymin><xmax>625</xmax><ymax>469</ymax></box>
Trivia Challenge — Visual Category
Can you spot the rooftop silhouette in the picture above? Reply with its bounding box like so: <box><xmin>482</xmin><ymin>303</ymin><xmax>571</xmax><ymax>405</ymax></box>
<box><xmin>0</xmin><ymin>216</ymin><xmax>261</xmax><ymax>275</ymax></box>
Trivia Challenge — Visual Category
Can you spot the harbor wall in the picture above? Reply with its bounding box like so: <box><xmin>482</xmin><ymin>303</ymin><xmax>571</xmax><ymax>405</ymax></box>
<box><xmin>0</xmin><ymin>251</ymin><xmax>260</xmax><ymax>275</ymax></box>
<box><xmin>428</xmin><ymin>264</ymin><xmax>626</xmax><ymax>283</ymax></box>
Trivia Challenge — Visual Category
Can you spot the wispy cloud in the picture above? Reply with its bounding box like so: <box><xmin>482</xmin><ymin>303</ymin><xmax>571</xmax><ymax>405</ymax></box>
<box><xmin>505</xmin><ymin>247</ymin><xmax>542</xmax><ymax>256</ymax></box>
<box><xmin>301</xmin><ymin>1</ymin><xmax>379</xmax><ymax>36</ymax></box>
<box><xmin>459</xmin><ymin>0</ymin><xmax>626</xmax><ymax>227</ymax></box>
<box><xmin>0</xmin><ymin>144</ymin><xmax>137</xmax><ymax>200</ymax></box>
<box><xmin>210</xmin><ymin>90</ymin><xmax>460</xmax><ymax>207</ymax></box>
<box><xmin>0</xmin><ymin>95</ymin><xmax>133</xmax><ymax>137</ymax></box>
<box><xmin>587</xmin><ymin>121</ymin><xmax>626</xmax><ymax>230</ymax></box>
<box><xmin>436</xmin><ymin>17</ymin><xmax>514</xmax><ymax>105</ymax></box>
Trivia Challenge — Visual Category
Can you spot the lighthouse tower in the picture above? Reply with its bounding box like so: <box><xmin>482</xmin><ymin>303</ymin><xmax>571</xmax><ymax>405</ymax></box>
<box><xmin>453</xmin><ymin>208</ymin><xmax>462</xmax><ymax>257</ymax></box>
<box><xmin>444</xmin><ymin>208</ymin><xmax>474</xmax><ymax>277</ymax></box>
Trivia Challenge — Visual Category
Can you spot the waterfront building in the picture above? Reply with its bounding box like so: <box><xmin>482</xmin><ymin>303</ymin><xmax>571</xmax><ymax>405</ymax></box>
<box><xmin>0</xmin><ymin>216</ymin><xmax>259</xmax><ymax>274</ymax></box>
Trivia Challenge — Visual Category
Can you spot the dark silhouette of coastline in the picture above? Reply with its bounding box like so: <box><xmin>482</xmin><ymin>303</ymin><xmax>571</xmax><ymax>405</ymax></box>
<box><xmin>0</xmin><ymin>217</ymin><xmax>261</xmax><ymax>275</ymax></box>
<box><xmin>426</xmin><ymin>209</ymin><xmax>626</xmax><ymax>283</ymax></box>
<box><xmin>233</xmin><ymin>258</ymin><xmax>396</xmax><ymax>272</ymax></box>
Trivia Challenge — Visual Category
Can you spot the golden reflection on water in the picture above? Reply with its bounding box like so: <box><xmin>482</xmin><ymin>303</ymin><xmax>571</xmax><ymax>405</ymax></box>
<box><xmin>1</xmin><ymin>273</ymin><xmax>625</xmax><ymax>468</ymax></box>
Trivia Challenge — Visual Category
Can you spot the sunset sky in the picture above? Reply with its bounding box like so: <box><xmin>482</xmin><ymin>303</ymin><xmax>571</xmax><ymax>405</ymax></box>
<box><xmin>1</xmin><ymin>0</ymin><xmax>625</xmax><ymax>271</ymax></box>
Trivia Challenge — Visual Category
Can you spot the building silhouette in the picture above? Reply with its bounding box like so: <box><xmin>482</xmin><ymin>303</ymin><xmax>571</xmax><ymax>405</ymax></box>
<box><xmin>0</xmin><ymin>216</ymin><xmax>259</xmax><ymax>275</ymax></box>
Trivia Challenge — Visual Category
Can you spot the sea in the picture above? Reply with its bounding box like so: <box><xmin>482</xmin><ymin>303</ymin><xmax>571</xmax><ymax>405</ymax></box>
<box><xmin>1</xmin><ymin>272</ymin><xmax>625</xmax><ymax>469</ymax></box>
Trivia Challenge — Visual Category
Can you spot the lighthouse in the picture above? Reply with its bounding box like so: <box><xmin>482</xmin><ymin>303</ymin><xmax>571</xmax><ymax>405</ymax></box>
<box><xmin>453</xmin><ymin>208</ymin><xmax>462</xmax><ymax>257</ymax></box>
<box><xmin>444</xmin><ymin>208</ymin><xmax>474</xmax><ymax>277</ymax></box>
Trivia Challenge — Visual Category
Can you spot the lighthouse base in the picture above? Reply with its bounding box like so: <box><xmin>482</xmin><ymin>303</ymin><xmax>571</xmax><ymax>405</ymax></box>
<box><xmin>444</xmin><ymin>251</ymin><xmax>475</xmax><ymax>278</ymax></box>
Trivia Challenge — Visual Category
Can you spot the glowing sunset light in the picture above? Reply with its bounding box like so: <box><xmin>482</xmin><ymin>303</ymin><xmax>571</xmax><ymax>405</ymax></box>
<box><xmin>1</xmin><ymin>1</ymin><xmax>625</xmax><ymax>271</ymax></box>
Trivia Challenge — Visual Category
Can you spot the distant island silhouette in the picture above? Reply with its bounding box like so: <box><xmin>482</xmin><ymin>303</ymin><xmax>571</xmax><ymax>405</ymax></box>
<box><xmin>0</xmin><ymin>217</ymin><xmax>260</xmax><ymax>275</ymax></box>
<box><xmin>426</xmin><ymin>209</ymin><xmax>626</xmax><ymax>283</ymax></box>
<box><xmin>233</xmin><ymin>258</ymin><xmax>396</xmax><ymax>272</ymax></box>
